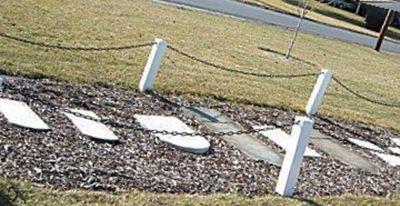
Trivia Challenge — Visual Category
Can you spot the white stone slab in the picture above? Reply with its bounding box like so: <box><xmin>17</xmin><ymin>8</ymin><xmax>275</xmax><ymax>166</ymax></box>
<box><xmin>255</xmin><ymin>126</ymin><xmax>321</xmax><ymax>157</ymax></box>
<box><xmin>348</xmin><ymin>138</ymin><xmax>384</xmax><ymax>152</ymax></box>
<box><xmin>372</xmin><ymin>152</ymin><xmax>400</xmax><ymax>167</ymax></box>
<box><xmin>389</xmin><ymin>147</ymin><xmax>400</xmax><ymax>155</ymax></box>
<box><xmin>392</xmin><ymin>138</ymin><xmax>400</xmax><ymax>147</ymax></box>
<box><xmin>63</xmin><ymin>109</ymin><xmax>118</xmax><ymax>141</ymax></box>
<box><xmin>0</xmin><ymin>98</ymin><xmax>50</xmax><ymax>130</ymax></box>
<box><xmin>134</xmin><ymin>115</ymin><xmax>210</xmax><ymax>154</ymax></box>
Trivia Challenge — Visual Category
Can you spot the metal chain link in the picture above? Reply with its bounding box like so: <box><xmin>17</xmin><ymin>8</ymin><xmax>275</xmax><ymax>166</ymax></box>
<box><xmin>0</xmin><ymin>32</ymin><xmax>155</xmax><ymax>51</ymax></box>
<box><xmin>332</xmin><ymin>76</ymin><xmax>400</xmax><ymax>108</ymax></box>
<box><xmin>167</xmin><ymin>45</ymin><xmax>320</xmax><ymax>78</ymax></box>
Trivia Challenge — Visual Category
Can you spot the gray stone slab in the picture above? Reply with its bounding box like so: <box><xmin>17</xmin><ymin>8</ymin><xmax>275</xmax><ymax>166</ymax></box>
<box><xmin>134</xmin><ymin>115</ymin><xmax>210</xmax><ymax>154</ymax></box>
<box><xmin>184</xmin><ymin>106</ymin><xmax>283</xmax><ymax>166</ymax></box>
<box><xmin>310</xmin><ymin>129</ymin><xmax>330</xmax><ymax>139</ymax></box>
<box><xmin>63</xmin><ymin>109</ymin><xmax>118</xmax><ymax>141</ymax></box>
<box><xmin>310</xmin><ymin>138</ymin><xmax>379</xmax><ymax>174</ymax></box>
<box><xmin>0</xmin><ymin>98</ymin><xmax>50</xmax><ymax>130</ymax></box>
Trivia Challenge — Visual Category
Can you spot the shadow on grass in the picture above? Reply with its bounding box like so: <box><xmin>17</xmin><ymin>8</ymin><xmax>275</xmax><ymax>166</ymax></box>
<box><xmin>257</xmin><ymin>46</ymin><xmax>318</xmax><ymax>67</ymax></box>
<box><xmin>294</xmin><ymin>197</ymin><xmax>323</xmax><ymax>206</ymax></box>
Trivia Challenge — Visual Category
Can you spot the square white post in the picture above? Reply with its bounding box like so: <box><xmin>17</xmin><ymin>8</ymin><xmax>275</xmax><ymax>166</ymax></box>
<box><xmin>305</xmin><ymin>70</ymin><xmax>332</xmax><ymax>116</ymax></box>
<box><xmin>275</xmin><ymin>116</ymin><xmax>314</xmax><ymax>197</ymax></box>
<box><xmin>0</xmin><ymin>76</ymin><xmax>3</xmax><ymax>92</ymax></box>
<box><xmin>139</xmin><ymin>38</ymin><xmax>167</xmax><ymax>93</ymax></box>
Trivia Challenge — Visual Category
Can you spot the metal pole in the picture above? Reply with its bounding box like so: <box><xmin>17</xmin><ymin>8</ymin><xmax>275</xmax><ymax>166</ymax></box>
<box><xmin>375</xmin><ymin>10</ymin><xmax>395</xmax><ymax>52</ymax></box>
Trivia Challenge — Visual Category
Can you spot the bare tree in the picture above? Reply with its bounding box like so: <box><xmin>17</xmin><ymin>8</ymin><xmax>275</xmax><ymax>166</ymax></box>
<box><xmin>285</xmin><ymin>0</ymin><xmax>311</xmax><ymax>59</ymax></box>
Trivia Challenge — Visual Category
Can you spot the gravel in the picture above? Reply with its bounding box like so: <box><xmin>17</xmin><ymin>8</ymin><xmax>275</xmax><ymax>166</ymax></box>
<box><xmin>0</xmin><ymin>75</ymin><xmax>399</xmax><ymax>197</ymax></box>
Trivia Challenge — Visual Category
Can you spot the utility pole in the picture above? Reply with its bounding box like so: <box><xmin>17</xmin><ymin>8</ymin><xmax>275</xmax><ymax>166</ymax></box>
<box><xmin>375</xmin><ymin>10</ymin><xmax>395</xmax><ymax>52</ymax></box>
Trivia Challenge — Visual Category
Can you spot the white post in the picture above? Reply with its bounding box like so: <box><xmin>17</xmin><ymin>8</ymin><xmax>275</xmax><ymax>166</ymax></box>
<box><xmin>305</xmin><ymin>70</ymin><xmax>332</xmax><ymax>116</ymax></box>
<box><xmin>275</xmin><ymin>116</ymin><xmax>314</xmax><ymax>197</ymax></box>
<box><xmin>0</xmin><ymin>76</ymin><xmax>3</xmax><ymax>92</ymax></box>
<box><xmin>139</xmin><ymin>38</ymin><xmax>167</xmax><ymax>93</ymax></box>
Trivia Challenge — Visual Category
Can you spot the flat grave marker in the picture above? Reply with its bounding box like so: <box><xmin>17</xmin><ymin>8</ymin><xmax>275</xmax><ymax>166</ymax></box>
<box><xmin>0</xmin><ymin>98</ymin><xmax>50</xmax><ymax>130</ymax></box>
<box><xmin>392</xmin><ymin>138</ymin><xmax>400</xmax><ymax>147</ymax></box>
<box><xmin>255</xmin><ymin>126</ymin><xmax>321</xmax><ymax>157</ymax></box>
<box><xmin>134</xmin><ymin>115</ymin><xmax>210</xmax><ymax>154</ymax></box>
<box><xmin>389</xmin><ymin>147</ymin><xmax>400</xmax><ymax>155</ymax></box>
<box><xmin>348</xmin><ymin>138</ymin><xmax>384</xmax><ymax>152</ymax></box>
<box><xmin>372</xmin><ymin>152</ymin><xmax>400</xmax><ymax>167</ymax></box>
<box><xmin>183</xmin><ymin>106</ymin><xmax>283</xmax><ymax>165</ymax></box>
<box><xmin>63</xmin><ymin>109</ymin><xmax>118</xmax><ymax>141</ymax></box>
<box><xmin>310</xmin><ymin>130</ymin><xmax>379</xmax><ymax>174</ymax></box>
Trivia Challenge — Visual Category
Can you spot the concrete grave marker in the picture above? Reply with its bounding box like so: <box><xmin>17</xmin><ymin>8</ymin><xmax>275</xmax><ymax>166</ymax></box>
<box><xmin>372</xmin><ymin>152</ymin><xmax>400</xmax><ymax>167</ymax></box>
<box><xmin>389</xmin><ymin>147</ymin><xmax>400</xmax><ymax>155</ymax></box>
<box><xmin>183</xmin><ymin>106</ymin><xmax>283</xmax><ymax>165</ymax></box>
<box><xmin>63</xmin><ymin>109</ymin><xmax>118</xmax><ymax>141</ymax></box>
<box><xmin>255</xmin><ymin>126</ymin><xmax>321</xmax><ymax>157</ymax></box>
<box><xmin>348</xmin><ymin>138</ymin><xmax>384</xmax><ymax>152</ymax></box>
<box><xmin>392</xmin><ymin>138</ymin><xmax>400</xmax><ymax>147</ymax></box>
<box><xmin>0</xmin><ymin>98</ymin><xmax>50</xmax><ymax>130</ymax></box>
<box><xmin>134</xmin><ymin>115</ymin><xmax>210</xmax><ymax>154</ymax></box>
<box><xmin>310</xmin><ymin>136</ymin><xmax>379</xmax><ymax>174</ymax></box>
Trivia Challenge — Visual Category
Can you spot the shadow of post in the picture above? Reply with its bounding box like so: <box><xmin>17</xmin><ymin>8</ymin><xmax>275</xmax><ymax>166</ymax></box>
<box><xmin>294</xmin><ymin>197</ymin><xmax>324</xmax><ymax>206</ymax></box>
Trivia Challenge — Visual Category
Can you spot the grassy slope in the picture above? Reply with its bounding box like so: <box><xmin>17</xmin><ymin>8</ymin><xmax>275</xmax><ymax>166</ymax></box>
<box><xmin>248</xmin><ymin>0</ymin><xmax>400</xmax><ymax>41</ymax></box>
<box><xmin>1</xmin><ymin>178</ymin><xmax>400</xmax><ymax>206</ymax></box>
<box><xmin>1</xmin><ymin>0</ymin><xmax>399</xmax><ymax>130</ymax></box>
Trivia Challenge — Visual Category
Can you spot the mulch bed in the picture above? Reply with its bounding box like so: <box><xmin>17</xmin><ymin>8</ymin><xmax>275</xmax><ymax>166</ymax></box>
<box><xmin>0</xmin><ymin>75</ymin><xmax>399</xmax><ymax>197</ymax></box>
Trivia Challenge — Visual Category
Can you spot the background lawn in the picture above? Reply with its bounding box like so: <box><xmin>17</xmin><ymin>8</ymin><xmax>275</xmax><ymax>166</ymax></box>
<box><xmin>245</xmin><ymin>0</ymin><xmax>400</xmax><ymax>42</ymax></box>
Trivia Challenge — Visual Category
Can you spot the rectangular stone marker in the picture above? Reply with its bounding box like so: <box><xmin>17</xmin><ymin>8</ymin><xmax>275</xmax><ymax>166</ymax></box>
<box><xmin>134</xmin><ymin>115</ymin><xmax>210</xmax><ymax>154</ymax></box>
<box><xmin>256</xmin><ymin>127</ymin><xmax>321</xmax><ymax>157</ymax></box>
<box><xmin>372</xmin><ymin>152</ymin><xmax>400</xmax><ymax>167</ymax></box>
<box><xmin>0</xmin><ymin>98</ymin><xmax>50</xmax><ymax>130</ymax></box>
<box><xmin>348</xmin><ymin>138</ymin><xmax>384</xmax><ymax>152</ymax></box>
<box><xmin>392</xmin><ymin>138</ymin><xmax>400</xmax><ymax>147</ymax></box>
<box><xmin>389</xmin><ymin>147</ymin><xmax>400</xmax><ymax>155</ymax></box>
<box><xmin>63</xmin><ymin>109</ymin><xmax>118</xmax><ymax>141</ymax></box>
<box><xmin>310</xmin><ymin>134</ymin><xmax>379</xmax><ymax>174</ymax></box>
<box><xmin>183</xmin><ymin>107</ymin><xmax>283</xmax><ymax>166</ymax></box>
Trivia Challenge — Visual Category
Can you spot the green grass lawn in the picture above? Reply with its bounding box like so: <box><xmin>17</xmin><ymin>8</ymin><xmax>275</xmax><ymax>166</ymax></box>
<box><xmin>1</xmin><ymin>0</ymin><xmax>399</xmax><ymax>130</ymax></box>
<box><xmin>0</xmin><ymin>0</ymin><xmax>399</xmax><ymax>204</ymax></box>
<box><xmin>1</xmin><ymin>178</ymin><xmax>400</xmax><ymax>206</ymax></box>
<box><xmin>245</xmin><ymin>0</ymin><xmax>400</xmax><ymax>42</ymax></box>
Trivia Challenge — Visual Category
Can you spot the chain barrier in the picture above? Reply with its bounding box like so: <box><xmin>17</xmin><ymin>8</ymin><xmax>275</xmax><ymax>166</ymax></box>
<box><xmin>0</xmin><ymin>32</ymin><xmax>154</xmax><ymax>51</ymax></box>
<box><xmin>167</xmin><ymin>45</ymin><xmax>320</xmax><ymax>78</ymax></box>
<box><xmin>332</xmin><ymin>76</ymin><xmax>400</xmax><ymax>108</ymax></box>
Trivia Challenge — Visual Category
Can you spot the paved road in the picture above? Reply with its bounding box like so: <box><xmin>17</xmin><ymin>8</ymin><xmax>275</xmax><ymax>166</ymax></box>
<box><xmin>159</xmin><ymin>0</ymin><xmax>400</xmax><ymax>54</ymax></box>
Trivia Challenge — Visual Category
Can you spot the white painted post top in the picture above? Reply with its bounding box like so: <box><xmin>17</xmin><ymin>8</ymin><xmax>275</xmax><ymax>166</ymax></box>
<box><xmin>0</xmin><ymin>76</ymin><xmax>3</xmax><ymax>92</ymax></box>
<box><xmin>305</xmin><ymin>70</ymin><xmax>332</xmax><ymax>116</ymax></box>
<box><xmin>139</xmin><ymin>38</ymin><xmax>167</xmax><ymax>93</ymax></box>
